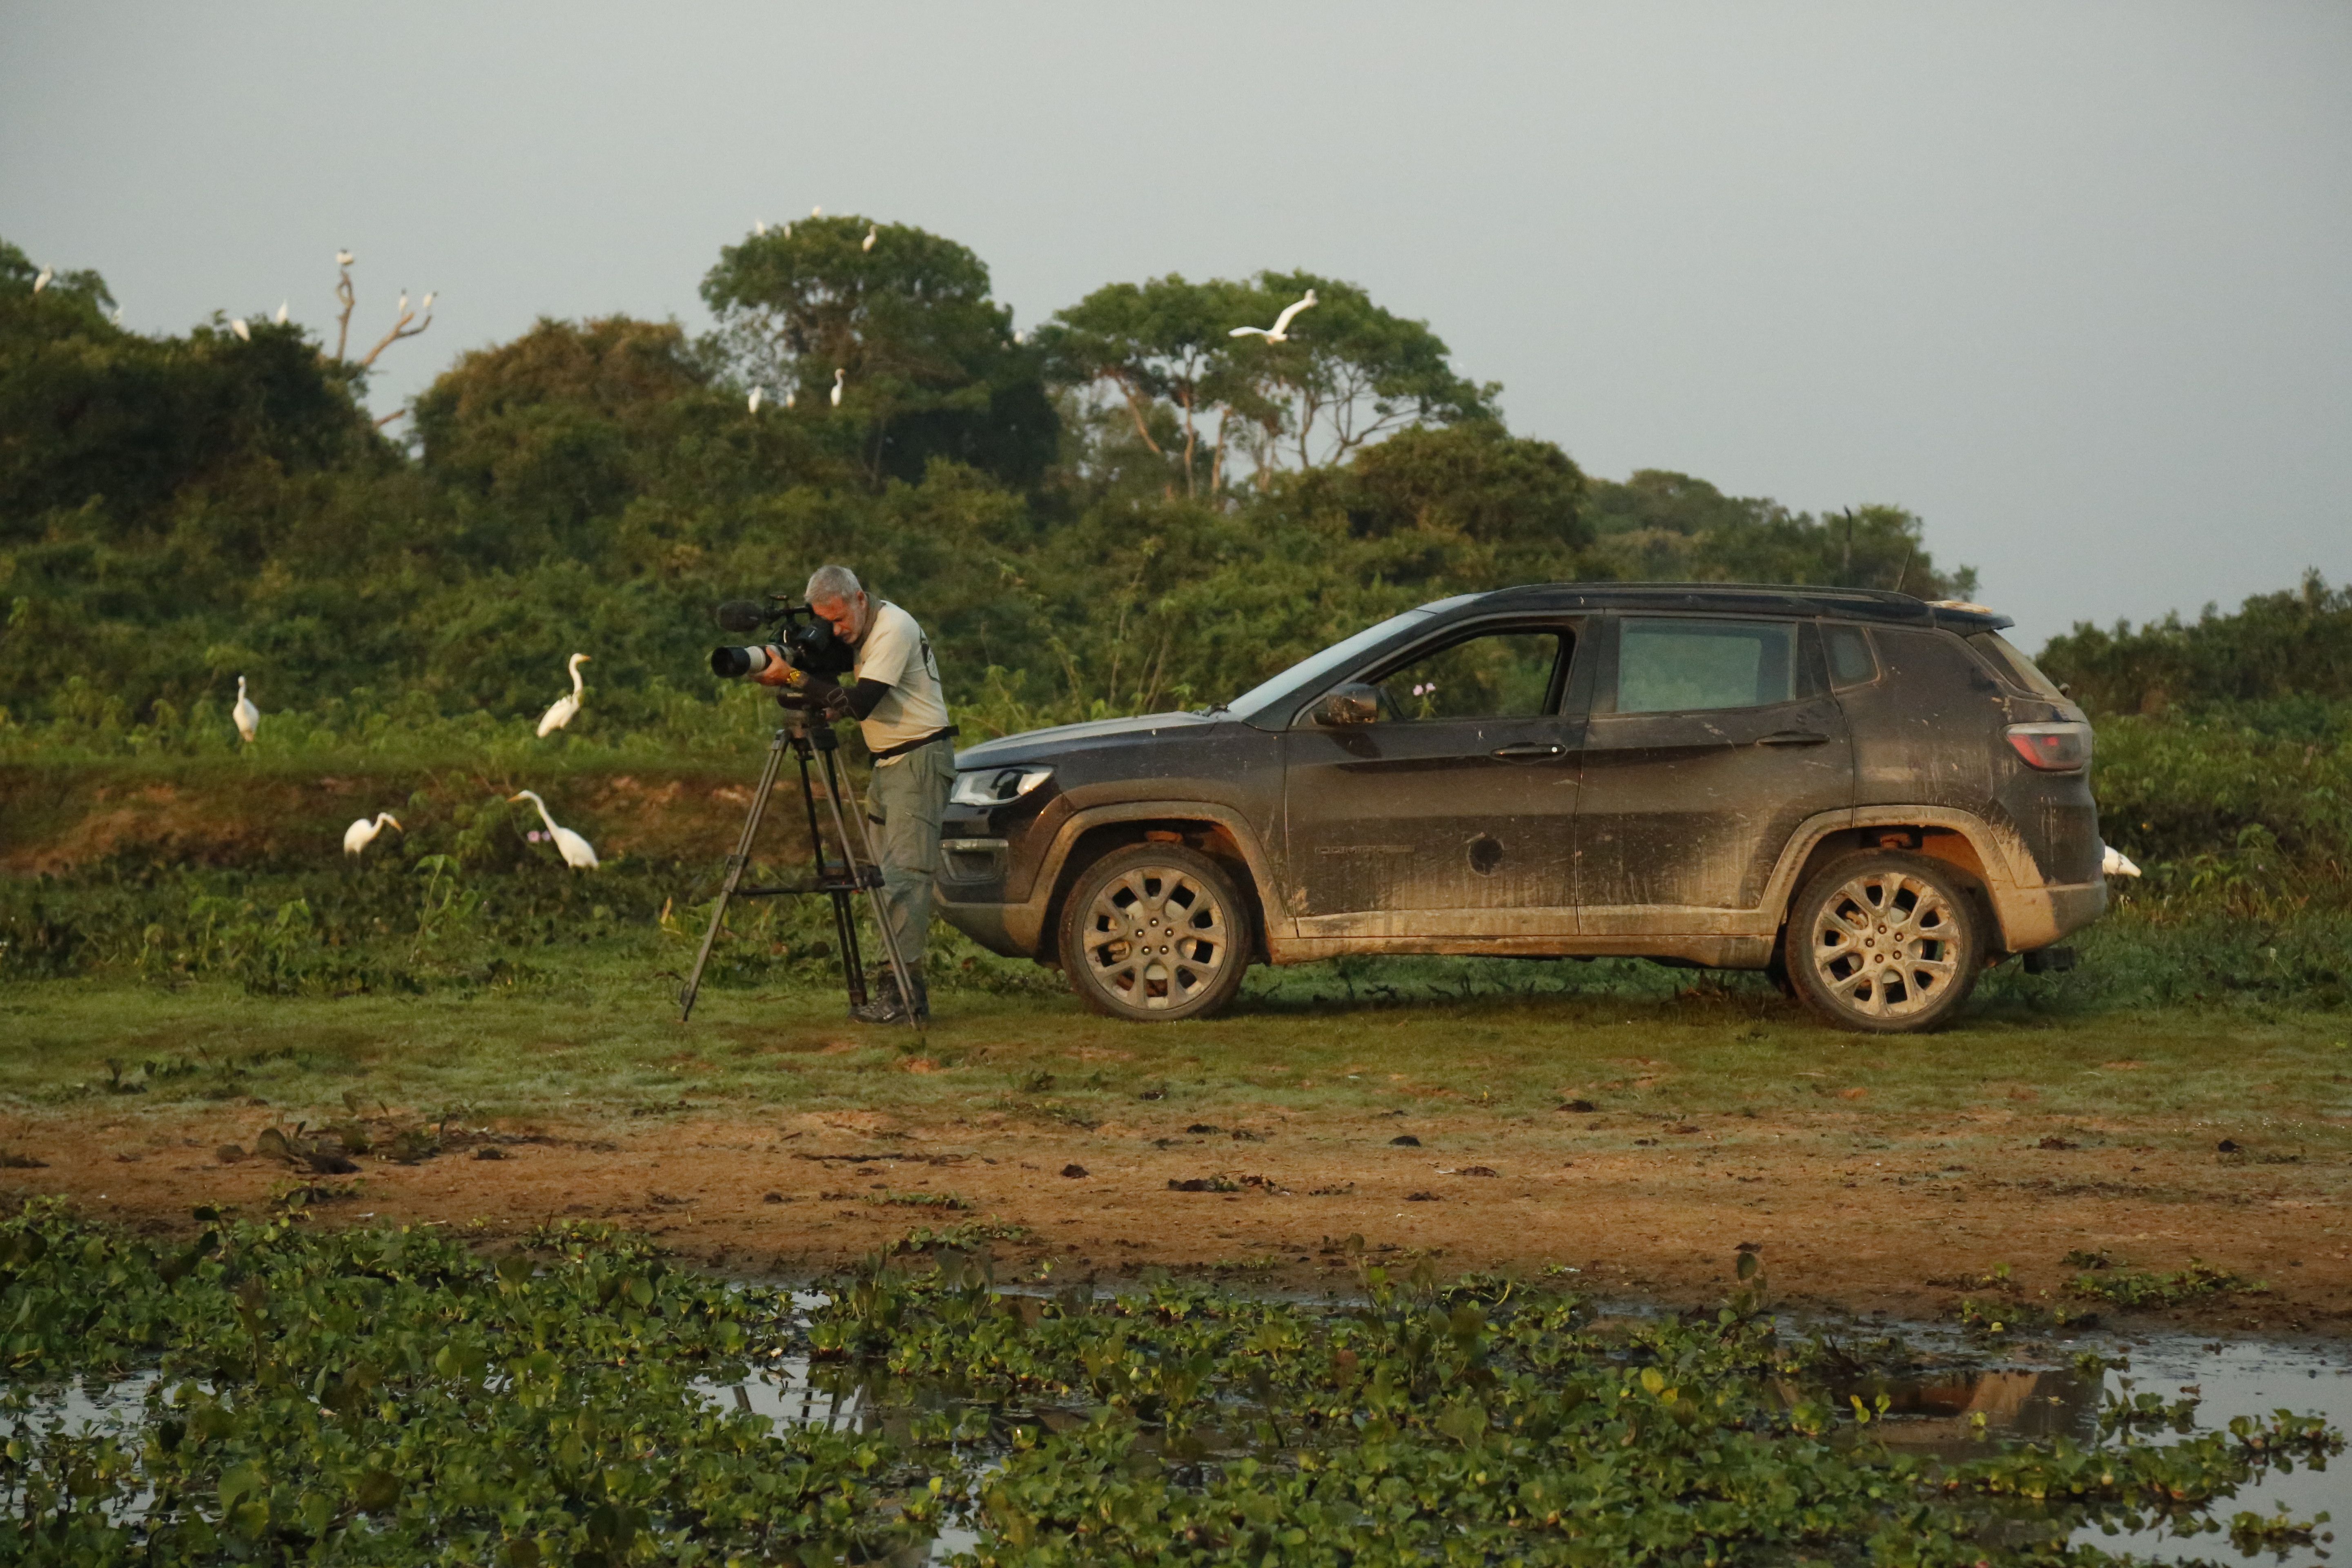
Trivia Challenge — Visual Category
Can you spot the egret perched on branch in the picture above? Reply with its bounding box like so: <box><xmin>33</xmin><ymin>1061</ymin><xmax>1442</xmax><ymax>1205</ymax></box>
<box><xmin>754</xmin><ymin>220</ymin><xmax>767</xmax><ymax>236</ymax></box>
<box><xmin>536</xmin><ymin>653</ymin><xmax>590</xmax><ymax>737</ymax></box>
<box><xmin>230</xmin><ymin>317</ymin><xmax>250</xmax><ymax>342</ymax></box>
<box><xmin>508</xmin><ymin>791</ymin><xmax>598</xmax><ymax>869</ymax></box>
<box><xmin>33</xmin><ymin>266</ymin><xmax>54</xmax><ymax>294</ymax></box>
<box><xmin>1229</xmin><ymin>289</ymin><xmax>1317</xmax><ymax>343</ymax></box>
<box><xmin>2101</xmin><ymin>845</ymin><xmax>2142</xmax><ymax>878</ymax></box>
<box><xmin>783</xmin><ymin>388</ymin><xmax>796</xmax><ymax>410</ymax></box>
<box><xmin>830</xmin><ymin>368</ymin><xmax>845</xmax><ymax>408</ymax></box>
<box><xmin>862</xmin><ymin>225</ymin><xmax>877</xmax><ymax>252</ymax></box>
<box><xmin>748</xmin><ymin>386</ymin><xmax>763</xmax><ymax>414</ymax></box>
<box><xmin>274</xmin><ymin>301</ymin><xmax>288</xmax><ymax>325</ymax></box>
<box><xmin>421</xmin><ymin>291</ymin><xmax>434</xmax><ymax>313</ymax></box>
<box><xmin>811</xmin><ymin>205</ymin><xmax>823</xmax><ymax>217</ymax></box>
<box><xmin>336</xmin><ymin>249</ymin><xmax>353</xmax><ymax>267</ymax></box>
<box><xmin>343</xmin><ymin>812</ymin><xmax>401</xmax><ymax>857</ymax></box>
<box><xmin>233</xmin><ymin>677</ymin><xmax>260</xmax><ymax>744</ymax></box>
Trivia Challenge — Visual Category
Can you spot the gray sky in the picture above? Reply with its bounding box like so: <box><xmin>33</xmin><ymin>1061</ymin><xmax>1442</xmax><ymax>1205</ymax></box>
<box><xmin>5</xmin><ymin>2</ymin><xmax>2347</xmax><ymax>647</ymax></box>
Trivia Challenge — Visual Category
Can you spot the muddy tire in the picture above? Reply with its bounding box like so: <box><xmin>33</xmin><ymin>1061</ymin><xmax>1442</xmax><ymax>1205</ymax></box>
<box><xmin>1786</xmin><ymin>850</ymin><xmax>1984</xmax><ymax>1033</ymax></box>
<box><xmin>1058</xmin><ymin>844</ymin><xmax>1252</xmax><ymax>1022</ymax></box>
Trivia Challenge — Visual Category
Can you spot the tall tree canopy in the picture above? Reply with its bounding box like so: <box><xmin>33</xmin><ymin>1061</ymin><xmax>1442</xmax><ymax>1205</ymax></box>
<box><xmin>701</xmin><ymin>217</ymin><xmax>1055</xmax><ymax>488</ymax></box>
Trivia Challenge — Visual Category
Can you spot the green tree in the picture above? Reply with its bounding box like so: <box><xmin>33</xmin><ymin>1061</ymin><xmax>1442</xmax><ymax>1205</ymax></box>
<box><xmin>1034</xmin><ymin>274</ymin><xmax>1254</xmax><ymax>498</ymax></box>
<box><xmin>701</xmin><ymin>217</ymin><xmax>1055</xmax><ymax>488</ymax></box>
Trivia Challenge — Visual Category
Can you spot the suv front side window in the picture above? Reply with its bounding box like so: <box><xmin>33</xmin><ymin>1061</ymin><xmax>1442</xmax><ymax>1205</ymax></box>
<box><xmin>1372</xmin><ymin>630</ymin><xmax>1564</xmax><ymax>722</ymax></box>
<box><xmin>1615</xmin><ymin>618</ymin><xmax>1796</xmax><ymax>713</ymax></box>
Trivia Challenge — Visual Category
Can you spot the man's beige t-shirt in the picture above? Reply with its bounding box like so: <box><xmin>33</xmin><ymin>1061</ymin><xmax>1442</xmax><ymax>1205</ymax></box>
<box><xmin>852</xmin><ymin>600</ymin><xmax>950</xmax><ymax>764</ymax></box>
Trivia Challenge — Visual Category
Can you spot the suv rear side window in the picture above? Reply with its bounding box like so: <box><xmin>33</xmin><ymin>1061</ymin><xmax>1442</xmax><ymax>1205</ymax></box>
<box><xmin>1967</xmin><ymin>631</ymin><xmax>2067</xmax><ymax>699</ymax></box>
<box><xmin>1376</xmin><ymin>630</ymin><xmax>1564</xmax><ymax>721</ymax></box>
<box><xmin>1823</xmin><ymin>624</ymin><xmax>1879</xmax><ymax>688</ymax></box>
<box><xmin>1617</xmin><ymin>619</ymin><xmax>1795</xmax><ymax>713</ymax></box>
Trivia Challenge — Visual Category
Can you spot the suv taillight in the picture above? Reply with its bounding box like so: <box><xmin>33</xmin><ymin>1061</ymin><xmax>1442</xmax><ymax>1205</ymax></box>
<box><xmin>2005</xmin><ymin>721</ymin><xmax>2092</xmax><ymax>772</ymax></box>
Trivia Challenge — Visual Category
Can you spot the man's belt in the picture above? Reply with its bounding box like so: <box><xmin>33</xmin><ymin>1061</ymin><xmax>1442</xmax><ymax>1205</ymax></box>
<box><xmin>871</xmin><ymin>726</ymin><xmax>958</xmax><ymax>760</ymax></box>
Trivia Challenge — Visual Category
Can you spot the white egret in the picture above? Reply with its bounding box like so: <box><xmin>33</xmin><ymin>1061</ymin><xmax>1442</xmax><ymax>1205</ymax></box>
<box><xmin>343</xmin><ymin>812</ymin><xmax>401</xmax><ymax>857</ymax></box>
<box><xmin>508</xmin><ymin>791</ymin><xmax>598</xmax><ymax>869</ymax></box>
<box><xmin>274</xmin><ymin>301</ymin><xmax>288</xmax><ymax>325</ymax></box>
<box><xmin>230</xmin><ymin>317</ymin><xmax>251</xmax><ymax>342</ymax></box>
<box><xmin>420</xmin><ymin>291</ymin><xmax>434</xmax><ymax>312</ymax></box>
<box><xmin>783</xmin><ymin>388</ymin><xmax>795</xmax><ymax>410</ymax></box>
<box><xmin>233</xmin><ymin>677</ymin><xmax>260</xmax><ymax>744</ymax></box>
<box><xmin>396</xmin><ymin>290</ymin><xmax>408</xmax><ymax>315</ymax></box>
<box><xmin>33</xmin><ymin>266</ymin><xmax>54</xmax><ymax>293</ymax></box>
<box><xmin>536</xmin><ymin>653</ymin><xmax>591</xmax><ymax>737</ymax></box>
<box><xmin>829</xmin><ymin>368</ymin><xmax>845</xmax><ymax>407</ymax></box>
<box><xmin>755</xmin><ymin>220</ymin><xmax>768</xmax><ymax>236</ymax></box>
<box><xmin>811</xmin><ymin>205</ymin><xmax>823</xmax><ymax>217</ymax></box>
<box><xmin>2101</xmin><ymin>845</ymin><xmax>2142</xmax><ymax>878</ymax></box>
<box><xmin>748</xmin><ymin>386</ymin><xmax>763</xmax><ymax>413</ymax></box>
<box><xmin>782</xmin><ymin>222</ymin><xmax>792</xmax><ymax>238</ymax></box>
<box><xmin>1228</xmin><ymin>289</ymin><xmax>1318</xmax><ymax>343</ymax></box>
<box><xmin>336</xmin><ymin>249</ymin><xmax>353</xmax><ymax>267</ymax></box>
<box><xmin>110</xmin><ymin>307</ymin><xmax>123</xmax><ymax>325</ymax></box>
<box><xmin>862</xmin><ymin>225</ymin><xmax>877</xmax><ymax>252</ymax></box>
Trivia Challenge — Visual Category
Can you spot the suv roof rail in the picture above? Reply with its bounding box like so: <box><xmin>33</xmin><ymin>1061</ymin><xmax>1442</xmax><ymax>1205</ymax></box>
<box><xmin>1463</xmin><ymin>581</ymin><xmax>2013</xmax><ymax>630</ymax></box>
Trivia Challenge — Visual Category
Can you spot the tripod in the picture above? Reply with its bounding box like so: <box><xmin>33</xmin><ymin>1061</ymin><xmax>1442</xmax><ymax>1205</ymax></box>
<box><xmin>677</xmin><ymin>713</ymin><xmax>923</xmax><ymax>1034</ymax></box>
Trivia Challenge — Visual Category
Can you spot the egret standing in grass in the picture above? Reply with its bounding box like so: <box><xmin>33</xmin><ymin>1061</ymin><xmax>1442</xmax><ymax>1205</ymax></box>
<box><xmin>536</xmin><ymin>653</ymin><xmax>590</xmax><ymax>737</ymax></box>
<box><xmin>1228</xmin><ymin>289</ymin><xmax>1317</xmax><ymax>343</ymax></box>
<box><xmin>509</xmin><ymin>791</ymin><xmax>598</xmax><ymax>869</ymax></box>
<box><xmin>343</xmin><ymin>813</ymin><xmax>401</xmax><ymax>857</ymax></box>
<box><xmin>830</xmin><ymin>368</ymin><xmax>845</xmax><ymax>408</ymax></box>
<box><xmin>233</xmin><ymin>677</ymin><xmax>260</xmax><ymax>744</ymax></box>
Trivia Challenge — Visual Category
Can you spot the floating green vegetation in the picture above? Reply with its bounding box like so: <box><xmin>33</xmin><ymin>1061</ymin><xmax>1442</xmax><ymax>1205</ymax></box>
<box><xmin>0</xmin><ymin>1201</ymin><xmax>2339</xmax><ymax>1565</ymax></box>
<box><xmin>2069</xmin><ymin>1259</ymin><xmax>2265</xmax><ymax>1309</ymax></box>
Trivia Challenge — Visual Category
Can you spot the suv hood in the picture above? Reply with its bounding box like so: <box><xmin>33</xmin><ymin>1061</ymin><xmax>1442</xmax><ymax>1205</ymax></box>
<box><xmin>954</xmin><ymin>710</ymin><xmax>1219</xmax><ymax>770</ymax></box>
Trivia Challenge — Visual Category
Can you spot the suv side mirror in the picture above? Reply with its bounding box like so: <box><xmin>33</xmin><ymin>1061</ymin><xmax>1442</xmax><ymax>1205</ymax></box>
<box><xmin>1311</xmin><ymin>683</ymin><xmax>1381</xmax><ymax>727</ymax></box>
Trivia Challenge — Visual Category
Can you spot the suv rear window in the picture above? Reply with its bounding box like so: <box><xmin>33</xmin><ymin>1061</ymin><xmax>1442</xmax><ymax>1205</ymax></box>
<box><xmin>1967</xmin><ymin>631</ymin><xmax>2067</xmax><ymax>699</ymax></box>
<box><xmin>1822</xmin><ymin>624</ymin><xmax>1879</xmax><ymax>688</ymax></box>
<box><xmin>1617</xmin><ymin>619</ymin><xmax>1795</xmax><ymax>713</ymax></box>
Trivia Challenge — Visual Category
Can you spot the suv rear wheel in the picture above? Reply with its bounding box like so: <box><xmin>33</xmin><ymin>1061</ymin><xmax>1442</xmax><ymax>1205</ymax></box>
<box><xmin>1787</xmin><ymin>850</ymin><xmax>1984</xmax><ymax>1032</ymax></box>
<box><xmin>1059</xmin><ymin>844</ymin><xmax>1252</xmax><ymax>1021</ymax></box>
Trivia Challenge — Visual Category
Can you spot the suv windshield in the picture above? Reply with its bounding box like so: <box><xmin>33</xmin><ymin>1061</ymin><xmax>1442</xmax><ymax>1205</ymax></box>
<box><xmin>1222</xmin><ymin>606</ymin><xmax>1450</xmax><ymax>723</ymax></box>
<box><xmin>1967</xmin><ymin>631</ymin><xmax>2067</xmax><ymax>700</ymax></box>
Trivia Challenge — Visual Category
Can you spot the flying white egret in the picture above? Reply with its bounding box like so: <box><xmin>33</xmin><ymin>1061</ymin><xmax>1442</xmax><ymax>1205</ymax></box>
<box><xmin>508</xmin><ymin>791</ymin><xmax>598</xmax><ymax>869</ymax></box>
<box><xmin>336</xmin><ymin>249</ymin><xmax>353</xmax><ymax>267</ymax></box>
<box><xmin>33</xmin><ymin>266</ymin><xmax>54</xmax><ymax>293</ymax></box>
<box><xmin>1228</xmin><ymin>289</ymin><xmax>1318</xmax><ymax>343</ymax></box>
<box><xmin>274</xmin><ymin>301</ymin><xmax>288</xmax><ymax>325</ymax></box>
<box><xmin>862</xmin><ymin>225</ymin><xmax>877</xmax><ymax>252</ymax></box>
<box><xmin>343</xmin><ymin>812</ymin><xmax>401</xmax><ymax>857</ymax></box>
<box><xmin>829</xmin><ymin>368</ymin><xmax>845</xmax><ymax>408</ymax></box>
<box><xmin>748</xmin><ymin>386</ymin><xmax>763</xmax><ymax>413</ymax></box>
<box><xmin>230</xmin><ymin>317</ymin><xmax>251</xmax><ymax>342</ymax></box>
<box><xmin>2101</xmin><ymin>845</ymin><xmax>2142</xmax><ymax>878</ymax></box>
<box><xmin>536</xmin><ymin>653</ymin><xmax>591</xmax><ymax>737</ymax></box>
<box><xmin>233</xmin><ymin>677</ymin><xmax>260</xmax><ymax>744</ymax></box>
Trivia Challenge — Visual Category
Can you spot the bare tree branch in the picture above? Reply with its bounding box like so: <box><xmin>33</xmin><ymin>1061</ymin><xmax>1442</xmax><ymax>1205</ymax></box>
<box><xmin>358</xmin><ymin>301</ymin><xmax>433</xmax><ymax>369</ymax></box>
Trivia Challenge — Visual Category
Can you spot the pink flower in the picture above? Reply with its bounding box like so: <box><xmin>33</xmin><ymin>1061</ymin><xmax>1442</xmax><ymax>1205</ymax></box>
<box><xmin>528</xmin><ymin>830</ymin><xmax>546</xmax><ymax>842</ymax></box>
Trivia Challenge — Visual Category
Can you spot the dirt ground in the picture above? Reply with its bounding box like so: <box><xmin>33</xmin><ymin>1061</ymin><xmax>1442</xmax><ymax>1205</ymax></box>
<box><xmin>11</xmin><ymin>1096</ymin><xmax>2348</xmax><ymax>1336</ymax></box>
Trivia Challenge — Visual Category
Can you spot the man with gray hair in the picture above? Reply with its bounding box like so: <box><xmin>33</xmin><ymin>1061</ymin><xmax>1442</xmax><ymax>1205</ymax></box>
<box><xmin>780</xmin><ymin>565</ymin><xmax>954</xmax><ymax>1023</ymax></box>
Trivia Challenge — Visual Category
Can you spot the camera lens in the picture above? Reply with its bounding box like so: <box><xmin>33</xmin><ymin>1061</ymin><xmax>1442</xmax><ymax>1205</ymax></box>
<box><xmin>710</xmin><ymin>647</ymin><xmax>754</xmax><ymax>679</ymax></box>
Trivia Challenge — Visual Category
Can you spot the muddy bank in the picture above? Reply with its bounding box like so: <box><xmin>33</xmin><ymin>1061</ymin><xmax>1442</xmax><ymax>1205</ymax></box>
<box><xmin>8</xmin><ymin>1100</ymin><xmax>2346</xmax><ymax>1334</ymax></box>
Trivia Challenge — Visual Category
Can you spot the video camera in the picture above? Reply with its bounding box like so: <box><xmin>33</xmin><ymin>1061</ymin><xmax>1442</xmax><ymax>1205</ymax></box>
<box><xmin>709</xmin><ymin>597</ymin><xmax>857</xmax><ymax>703</ymax></box>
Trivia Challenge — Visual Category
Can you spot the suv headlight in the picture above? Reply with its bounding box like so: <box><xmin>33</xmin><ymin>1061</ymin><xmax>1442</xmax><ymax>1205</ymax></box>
<box><xmin>950</xmin><ymin>766</ymin><xmax>1054</xmax><ymax>807</ymax></box>
<box><xmin>2005</xmin><ymin>722</ymin><xmax>2093</xmax><ymax>772</ymax></box>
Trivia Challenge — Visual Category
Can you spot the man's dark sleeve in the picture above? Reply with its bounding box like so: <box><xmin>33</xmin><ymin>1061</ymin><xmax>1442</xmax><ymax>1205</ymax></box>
<box><xmin>802</xmin><ymin>677</ymin><xmax>892</xmax><ymax>720</ymax></box>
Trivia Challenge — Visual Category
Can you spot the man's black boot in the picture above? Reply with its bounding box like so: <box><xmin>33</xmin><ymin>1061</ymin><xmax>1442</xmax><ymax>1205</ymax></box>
<box><xmin>849</xmin><ymin>969</ymin><xmax>927</xmax><ymax>1025</ymax></box>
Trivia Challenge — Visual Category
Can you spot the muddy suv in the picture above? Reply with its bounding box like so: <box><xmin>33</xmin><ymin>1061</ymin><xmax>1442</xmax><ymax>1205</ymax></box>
<box><xmin>935</xmin><ymin>584</ymin><xmax>2106</xmax><ymax>1031</ymax></box>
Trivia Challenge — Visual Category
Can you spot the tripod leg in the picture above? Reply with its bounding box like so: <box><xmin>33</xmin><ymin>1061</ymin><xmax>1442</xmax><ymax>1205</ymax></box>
<box><xmin>815</xmin><ymin>744</ymin><xmax>925</xmax><ymax>1038</ymax></box>
<box><xmin>679</xmin><ymin>729</ymin><xmax>789</xmax><ymax>1022</ymax></box>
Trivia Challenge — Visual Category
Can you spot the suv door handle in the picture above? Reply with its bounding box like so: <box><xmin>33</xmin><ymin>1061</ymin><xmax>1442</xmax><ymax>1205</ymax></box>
<box><xmin>1491</xmin><ymin>742</ymin><xmax>1567</xmax><ymax>760</ymax></box>
<box><xmin>1757</xmin><ymin>730</ymin><xmax>1830</xmax><ymax>746</ymax></box>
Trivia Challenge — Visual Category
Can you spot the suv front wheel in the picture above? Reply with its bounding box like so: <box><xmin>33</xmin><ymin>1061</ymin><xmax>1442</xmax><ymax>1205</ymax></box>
<box><xmin>1058</xmin><ymin>844</ymin><xmax>1252</xmax><ymax>1021</ymax></box>
<box><xmin>1787</xmin><ymin>850</ymin><xmax>1985</xmax><ymax>1032</ymax></box>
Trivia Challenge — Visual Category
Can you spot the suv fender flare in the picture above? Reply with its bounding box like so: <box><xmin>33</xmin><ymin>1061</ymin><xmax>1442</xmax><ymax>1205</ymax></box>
<box><xmin>1022</xmin><ymin>801</ymin><xmax>1284</xmax><ymax>957</ymax></box>
<box><xmin>1765</xmin><ymin>805</ymin><xmax>2100</xmax><ymax>953</ymax></box>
